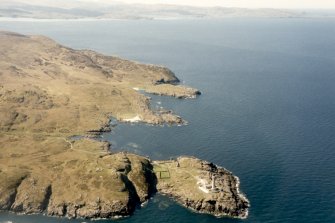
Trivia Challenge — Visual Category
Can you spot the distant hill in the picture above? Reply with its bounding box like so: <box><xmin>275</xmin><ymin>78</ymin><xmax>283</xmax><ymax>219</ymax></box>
<box><xmin>1</xmin><ymin>0</ymin><xmax>335</xmax><ymax>20</ymax></box>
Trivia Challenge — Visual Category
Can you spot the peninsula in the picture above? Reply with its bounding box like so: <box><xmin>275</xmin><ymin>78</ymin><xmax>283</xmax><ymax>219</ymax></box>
<box><xmin>0</xmin><ymin>31</ymin><xmax>249</xmax><ymax>219</ymax></box>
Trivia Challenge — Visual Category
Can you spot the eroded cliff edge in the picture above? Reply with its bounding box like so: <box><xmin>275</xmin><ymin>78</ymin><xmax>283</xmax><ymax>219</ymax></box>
<box><xmin>0</xmin><ymin>31</ymin><xmax>248</xmax><ymax>219</ymax></box>
<box><xmin>0</xmin><ymin>138</ymin><xmax>157</xmax><ymax>219</ymax></box>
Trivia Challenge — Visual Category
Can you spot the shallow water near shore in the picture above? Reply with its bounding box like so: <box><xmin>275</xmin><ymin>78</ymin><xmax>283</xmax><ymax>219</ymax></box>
<box><xmin>1</xmin><ymin>18</ymin><xmax>335</xmax><ymax>223</ymax></box>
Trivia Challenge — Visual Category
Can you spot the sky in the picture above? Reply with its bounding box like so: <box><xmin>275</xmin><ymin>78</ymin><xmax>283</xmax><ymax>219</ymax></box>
<box><xmin>113</xmin><ymin>0</ymin><xmax>335</xmax><ymax>9</ymax></box>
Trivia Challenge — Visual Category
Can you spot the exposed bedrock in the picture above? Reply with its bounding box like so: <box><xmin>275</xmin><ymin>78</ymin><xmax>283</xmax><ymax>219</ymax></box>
<box><xmin>0</xmin><ymin>151</ymin><xmax>157</xmax><ymax>219</ymax></box>
<box><xmin>154</xmin><ymin>157</ymin><xmax>250</xmax><ymax>219</ymax></box>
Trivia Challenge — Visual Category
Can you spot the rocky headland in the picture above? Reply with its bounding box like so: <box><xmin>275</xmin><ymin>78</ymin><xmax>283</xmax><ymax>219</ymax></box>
<box><xmin>0</xmin><ymin>31</ymin><xmax>249</xmax><ymax>219</ymax></box>
<box><xmin>154</xmin><ymin>157</ymin><xmax>249</xmax><ymax>219</ymax></box>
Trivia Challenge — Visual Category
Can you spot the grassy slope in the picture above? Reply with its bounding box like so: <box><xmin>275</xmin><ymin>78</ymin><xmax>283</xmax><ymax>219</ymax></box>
<box><xmin>0</xmin><ymin>31</ymin><xmax>197</xmax><ymax>218</ymax></box>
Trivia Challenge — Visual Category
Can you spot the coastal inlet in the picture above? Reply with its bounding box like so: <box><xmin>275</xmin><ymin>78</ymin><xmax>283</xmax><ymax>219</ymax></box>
<box><xmin>0</xmin><ymin>31</ymin><xmax>249</xmax><ymax>220</ymax></box>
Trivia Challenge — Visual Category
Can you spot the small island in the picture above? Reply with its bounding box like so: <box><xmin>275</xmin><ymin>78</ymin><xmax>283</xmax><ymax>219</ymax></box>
<box><xmin>0</xmin><ymin>31</ymin><xmax>249</xmax><ymax>219</ymax></box>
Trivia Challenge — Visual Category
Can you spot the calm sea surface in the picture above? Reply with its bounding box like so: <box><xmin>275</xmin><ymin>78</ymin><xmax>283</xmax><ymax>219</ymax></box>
<box><xmin>1</xmin><ymin>18</ymin><xmax>335</xmax><ymax>223</ymax></box>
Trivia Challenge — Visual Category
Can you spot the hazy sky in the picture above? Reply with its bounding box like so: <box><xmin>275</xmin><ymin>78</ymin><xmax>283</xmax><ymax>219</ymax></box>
<box><xmin>12</xmin><ymin>0</ymin><xmax>335</xmax><ymax>9</ymax></box>
<box><xmin>114</xmin><ymin>0</ymin><xmax>335</xmax><ymax>9</ymax></box>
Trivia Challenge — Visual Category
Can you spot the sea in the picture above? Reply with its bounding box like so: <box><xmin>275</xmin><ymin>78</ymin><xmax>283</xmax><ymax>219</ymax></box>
<box><xmin>0</xmin><ymin>18</ymin><xmax>335</xmax><ymax>223</ymax></box>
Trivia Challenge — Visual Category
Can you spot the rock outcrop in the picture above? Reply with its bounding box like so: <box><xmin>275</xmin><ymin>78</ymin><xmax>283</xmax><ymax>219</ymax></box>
<box><xmin>145</xmin><ymin>84</ymin><xmax>201</xmax><ymax>99</ymax></box>
<box><xmin>0</xmin><ymin>143</ymin><xmax>157</xmax><ymax>219</ymax></box>
<box><xmin>154</xmin><ymin>157</ymin><xmax>250</xmax><ymax>219</ymax></box>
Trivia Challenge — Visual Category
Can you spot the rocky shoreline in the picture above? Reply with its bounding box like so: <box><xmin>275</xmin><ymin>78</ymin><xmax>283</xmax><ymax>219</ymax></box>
<box><xmin>0</xmin><ymin>149</ymin><xmax>157</xmax><ymax>219</ymax></box>
<box><xmin>154</xmin><ymin>157</ymin><xmax>250</xmax><ymax>219</ymax></box>
<box><xmin>0</xmin><ymin>153</ymin><xmax>249</xmax><ymax>220</ymax></box>
<box><xmin>0</xmin><ymin>31</ymin><xmax>248</xmax><ymax>220</ymax></box>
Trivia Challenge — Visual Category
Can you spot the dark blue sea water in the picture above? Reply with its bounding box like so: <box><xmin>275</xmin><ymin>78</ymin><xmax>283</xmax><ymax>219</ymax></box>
<box><xmin>1</xmin><ymin>18</ymin><xmax>335</xmax><ymax>223</ymax></box>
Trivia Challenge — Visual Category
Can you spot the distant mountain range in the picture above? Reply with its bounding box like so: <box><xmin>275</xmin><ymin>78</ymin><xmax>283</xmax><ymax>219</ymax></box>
<box><xmin>1</xmin><ymin>0</ymin><xmax>335</xmax><ymax>19</ymax></box>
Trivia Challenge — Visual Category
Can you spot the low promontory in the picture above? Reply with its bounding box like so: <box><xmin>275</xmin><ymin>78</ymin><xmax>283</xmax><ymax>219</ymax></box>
<box><xmin>0</xmin><ymin>31</ymin><xmax>248</xmax><ymax>219</ymax></box>
<box><xmin>154</xmin><ymin>157</ymin><xmax>249</xmax><ymax>218</ymax></box>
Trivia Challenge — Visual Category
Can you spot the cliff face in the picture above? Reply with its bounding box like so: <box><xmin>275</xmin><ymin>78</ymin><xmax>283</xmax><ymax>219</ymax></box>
<box><xmin>0</xmin><ymin>140</ymin><xmax>157</xmax><ymax>219</ymax></box>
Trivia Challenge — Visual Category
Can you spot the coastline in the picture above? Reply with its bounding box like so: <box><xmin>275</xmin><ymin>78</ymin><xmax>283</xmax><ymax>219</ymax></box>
<box><xmin>0</xmin><ymin>31</ymin><xmax>248</xmax><ymax>220</ymax></box>
<box><xmin>159</xmin><ymin>183</ymin><xmax>249</xmax><ymax>220</ymax></box>
<box><xmin>154</xmin><ymin>157</ymin><xmax>250</xmax><ymax>219</ymax></box>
